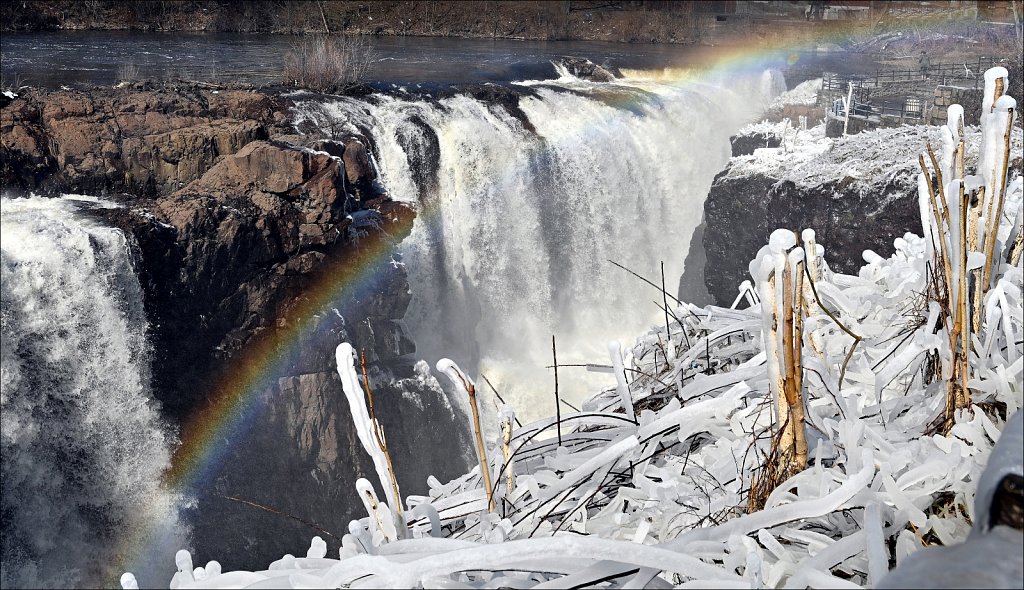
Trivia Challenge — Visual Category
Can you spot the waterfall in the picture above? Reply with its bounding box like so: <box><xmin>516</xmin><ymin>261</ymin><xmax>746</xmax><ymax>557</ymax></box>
<box><xmin>294</xmin><ymin>68</ymin><xmax>784</xmax><ymax>424</ymax></box>
<box><xmin>0</xmin><ymin>196</ymin><xmax>183</xmax><ymax>589</ymax></box>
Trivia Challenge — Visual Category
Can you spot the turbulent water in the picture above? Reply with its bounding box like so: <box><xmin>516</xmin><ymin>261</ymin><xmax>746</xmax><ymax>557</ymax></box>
<box><xmin>295</xmin><ymin>68</ymin><xmax>784</xmax><ymax>423</ymax></box>
<box><xmin>0</xmin><ymin>196</ymin><xmax>183</xmax><ymax>589</ymax></box>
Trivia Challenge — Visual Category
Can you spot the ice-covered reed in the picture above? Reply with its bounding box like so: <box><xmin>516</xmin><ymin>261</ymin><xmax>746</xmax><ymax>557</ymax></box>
<box><xmin>917</xmin><ymin>67</ymin><xmax>1019</xmax><ymax>433</ymax></box>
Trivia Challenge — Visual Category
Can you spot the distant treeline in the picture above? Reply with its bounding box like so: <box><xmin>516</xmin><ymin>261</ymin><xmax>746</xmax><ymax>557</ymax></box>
<box><xmin>0</xmin><ymin>1</ymin><xmax>735</xmax><ymax>43</ymax></box>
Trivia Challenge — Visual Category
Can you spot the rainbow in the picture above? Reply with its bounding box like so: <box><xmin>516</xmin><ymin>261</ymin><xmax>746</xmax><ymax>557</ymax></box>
<box><xmin>117</xmin><ymin>12</ymin><xmax>1005</xmax><ymax>584</ymax></box>
<box><xmin>112</xmin><ymin>207</ymin><xmax>412</xmax><ymax>585</ymax></box>
<box><xmin>164</xmin><ymin>210</ymin><xmax>413</xmax><ymax>492</ymax></box>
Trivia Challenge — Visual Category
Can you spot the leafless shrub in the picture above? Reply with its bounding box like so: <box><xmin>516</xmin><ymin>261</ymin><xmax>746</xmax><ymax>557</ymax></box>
<box><xmin>1</xmin><ymin>72</ymin><xmax>27</xmax><ymax>94</ymax></box>
<box><xmin>116</xmin><ymin>62</ymin><xmax>140</xmax><ymax>83</ymax></box>
<box><xmin>283</xmin><ymin>35</ymin><xmax>375</xmax><ymax>93</ymax></box>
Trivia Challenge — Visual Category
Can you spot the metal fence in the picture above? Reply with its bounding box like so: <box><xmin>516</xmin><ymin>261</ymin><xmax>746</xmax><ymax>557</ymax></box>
<box><xmin>822</xmin><ymin>56</ymin><xmax>1000</xmax><ymax>93</ymax></box>
<box><xmin>829</xmin><ymin>95</ymin><xmax>927</xmax><ymax>125</ymax></box>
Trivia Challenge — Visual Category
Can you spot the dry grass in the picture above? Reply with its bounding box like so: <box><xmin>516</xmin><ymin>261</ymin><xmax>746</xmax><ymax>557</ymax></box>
<box><xmin>116</xmin><ymin>61</ymin><xmax>139</xmax><ymax>83</ymax></box>
<box><xmin>283</xmin><ymin>34</ymin><xmax>374</xmax><ymax>93</ymax></box>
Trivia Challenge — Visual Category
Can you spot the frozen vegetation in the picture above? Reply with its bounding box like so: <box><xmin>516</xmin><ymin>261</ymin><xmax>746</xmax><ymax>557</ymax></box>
<box><xmin>139</xmin><ymin>70</ymin><xmax>1022</xmax><ymax>589</ymax></box>
<box><xmin>766</xmin><ymin>78</ymin><xmax>823</xmax><ymax>110</ymax></box>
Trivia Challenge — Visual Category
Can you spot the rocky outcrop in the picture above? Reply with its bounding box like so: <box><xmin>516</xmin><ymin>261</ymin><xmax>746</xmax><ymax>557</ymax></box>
<box><xmin>1</xmin><ymin>86</ymin><xmax>279</xmax><ymax>195</ymax></box>
<box><xmin>561</xmin><ymin>57</ymin><xmax>620</xmax><ymax>82</ymax></box>
<box><xmin>684</xmin><ymin>124</ymin><xmax>938</xmax><ymax>307</ymax></box>
<box><xmin>105</xmin><ymin>123</ymin><xmax>470</xmax><ymax>573</ymax></box>
<box><xmin>689</xmin><ymin>121</ymin><xmax>1022</xmax><ymax>307</ymax></box>
<box><xmin>730</xmin><ymin>131</ymin><xmax>782</xmax><ymax>157</ymax></box>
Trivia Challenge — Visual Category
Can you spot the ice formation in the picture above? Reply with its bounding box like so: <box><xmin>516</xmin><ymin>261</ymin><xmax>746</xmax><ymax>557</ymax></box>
<box><xmin>136</xmin><ymin>70</ymin><xmax>1023</xmax><ymax>590</ymax></box>
<box><xmin>877</xmin><ymin>412</ymin><xmax>1023</xmax><ymax>589</ymax></box>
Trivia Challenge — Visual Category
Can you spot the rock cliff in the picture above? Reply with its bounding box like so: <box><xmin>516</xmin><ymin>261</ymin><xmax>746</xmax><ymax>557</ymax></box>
<box><xmin>1</xmin><ymin>86</ymin><xmax>279</xmax><ymax>195</ymax></box>
<box><xmin>684</xmin><ymin>122</ymin><xmax>1024</xmax><ymax>307</ymax></box>
<box><xmin>686</xmin><ymin>124</ymin><xmax>931</xmax><ymax>307</ymax></box>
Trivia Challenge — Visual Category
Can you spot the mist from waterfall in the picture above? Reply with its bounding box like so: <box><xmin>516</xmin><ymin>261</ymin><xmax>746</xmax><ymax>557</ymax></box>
<box><xmin>0</xmin><ymin>196</ymin><xmax>185</xmax><ymax>589</ymax></box>
<box><xmin>295</xmin><ymin>68</ymin><xmax>785</xmax><ymax>424</ymax></box>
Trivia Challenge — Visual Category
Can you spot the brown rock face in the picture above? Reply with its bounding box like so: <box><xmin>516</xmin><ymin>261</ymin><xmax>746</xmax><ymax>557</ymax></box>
<box><xmin>342</xmin><ymin>137</ymin><xmax>373</xmax><ymax>185</ymax></box>
<box><xmin>121</xmin><ymin>118</ymin><xmax>266</xmax><ymax>193</ymax></box>
<box><xmin>1</xmin><ymin>86</ymin><xmax>276</xmax><ymax>195</ymax></box>
<box><xmin>184</xmin><ymin>140</ymin><xmax>347</xmax><ymax>205</ymax></box>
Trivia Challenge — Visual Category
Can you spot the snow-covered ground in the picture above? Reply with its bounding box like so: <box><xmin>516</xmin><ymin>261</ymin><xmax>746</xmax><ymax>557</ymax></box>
<box><xmin>729</xmin><ymin>119</ymin><xmax>1022</xmax><ymax>196</ymax></box>
<box><xmin>136</xmin><ymin>73</ymin><xmax>1024</xmax><ymax>590</ymax></box>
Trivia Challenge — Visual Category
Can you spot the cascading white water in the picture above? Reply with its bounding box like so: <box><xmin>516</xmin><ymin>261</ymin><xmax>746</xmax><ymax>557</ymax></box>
<box><xmin>0</xmin><ymin>196</ymin><xmax>184</xmax><ymax>589</ymax></box>
<box><xmin>295</xmin><ymin>68</ymin><xmax>784</xmax><ymax>424</ymax></box>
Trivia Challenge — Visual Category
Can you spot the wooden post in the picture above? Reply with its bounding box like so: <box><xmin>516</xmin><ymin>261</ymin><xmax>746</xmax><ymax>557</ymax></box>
<box><xmin>661</xmin><ymin>261</ymin><xmax>671</xmax><ymax>344</ymax></box>
<box><xmin>552</xmin><ymin>335</ymin><xmax>561</xmax><ymax>447</ymax></box>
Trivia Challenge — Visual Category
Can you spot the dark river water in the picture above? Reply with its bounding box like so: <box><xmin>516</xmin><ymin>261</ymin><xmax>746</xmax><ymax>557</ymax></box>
<box><xmin>0</xmin><ymin>31</ymin><xmax>697</xmax><ymax>87</ymax></box>
<box><xmin>0</xmin><ymin>30</ymin><xmax>868</xmax><ymax>89</ymax></box>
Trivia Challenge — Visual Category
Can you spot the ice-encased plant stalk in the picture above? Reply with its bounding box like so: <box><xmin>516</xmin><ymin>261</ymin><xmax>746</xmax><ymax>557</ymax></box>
<box><xmin>917</xmin><ymin>67</ymin><xmax>1018</xmax><ymax>433</ymax></box>
<box><xmin>437</xmin><ymin>359</ymin><xmax>496</xmax><ymax>512</ymax></box>
<box><xmin>335</xmin><ymin>343</ymin><xmax>404</xmax><ymax>534</ymax></box>
<box><xmin>748</xmin><ymin>231</ymin><xmax>808</xmax><ymax>511</ymax></box>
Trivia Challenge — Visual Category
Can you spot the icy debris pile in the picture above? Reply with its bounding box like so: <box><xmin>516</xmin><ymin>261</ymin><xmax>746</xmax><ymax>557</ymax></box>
<box><xmin>766</xmin><ymin>77</ymin><xmax>822</xmax><ymax>110</ymax></box>
<box><xmin>877</xmin><ymin>411</ymin><xmax>1023</xmax><ymax>589</ymax></box>
<box><xmin>144</xmin><ymin>69</ymin><xmax>1022</xmax><ymax>590</ymax></box>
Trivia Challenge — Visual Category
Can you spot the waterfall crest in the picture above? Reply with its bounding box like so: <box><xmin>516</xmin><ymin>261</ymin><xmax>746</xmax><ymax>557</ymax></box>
<box><xmin>0</xmin><ymin>196</ymin><xmax>183</xmax><ymax>589</ymax></box>
<box><xmin>294</xmin><ymin>69</ymin><xmax>784</xmax><ymax>423</ymax></box>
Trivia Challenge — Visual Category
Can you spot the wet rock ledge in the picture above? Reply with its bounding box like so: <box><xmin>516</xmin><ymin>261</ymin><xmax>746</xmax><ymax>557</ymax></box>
<box><xmin>2</xmin><ymin>84</ymin><xmax>401</xmax><ymax>417</ymax></box>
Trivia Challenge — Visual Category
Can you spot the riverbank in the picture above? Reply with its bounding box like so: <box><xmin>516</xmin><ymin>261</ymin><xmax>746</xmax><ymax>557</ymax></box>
<box><xmin>7</xmin><ymin>0</ymin><xmax>1016</xmax><ymax>50</ymax></box>
<box><xmin>0</xmin><ymin>1</ymin><xmax>816</xmax><ymax>44</ymax></box>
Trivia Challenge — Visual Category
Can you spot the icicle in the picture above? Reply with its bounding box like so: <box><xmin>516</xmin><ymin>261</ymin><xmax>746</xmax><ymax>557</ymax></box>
<box><xmin>918</xmin><ymin>172</ymin><xmax>937</xmax><ymax>254</ymax></box>
<box><xmin>498</xmin><ymin>405</ymin><xmax>516</xmax><ymax>501</ymax></box>
<box><xmin>357</xmin><ymin>478</ymin><xmax>398</xmax><ymax>545</ymax></box>
<box><xmin>169</xmin><ymin>550</ymin><xmax>194</xmax><ymax>589</ymax></box>
<box><xmin>942</xmin><ymin>104</ymin><xmax>965</xmax><ymax>181</ymax></box>
<box><xmin>608</xmin><ymin>341</ymin><xmax>634</xmax><ymax>419</ymax></box>
<box><xmin>307</xmin><ymin>536</ymin><xmax>328</xmax><ymax>559</ymax></box>
<box><xmin>410</xmin><ymin>502</ymin><xmax>442</xmax><ymax>538</ymax></box>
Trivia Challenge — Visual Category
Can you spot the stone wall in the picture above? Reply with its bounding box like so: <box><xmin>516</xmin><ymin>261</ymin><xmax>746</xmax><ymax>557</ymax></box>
<box><xmin>930</xmin><ymin>84</ymin><xmax>984</xmax><ymax>125</ymax></box>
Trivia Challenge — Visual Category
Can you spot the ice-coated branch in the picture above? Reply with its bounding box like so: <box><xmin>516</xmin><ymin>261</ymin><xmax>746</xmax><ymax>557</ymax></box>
<box><xmin>336</xmin><ymin>343</ymin><xmax>404</xmax><ymax>533</ymax></box>
<box><xmin>921</xmin><ymin>68</ymin><xmax>1020</xmax><ymax>433</ymax></box>
<box><xmin>437</xmin><ymin>358</ymin><xmax>496</xmax><ymax>512</ymax></box>
<box><xmin>749</xmin><ymin>231</ymin><xmax>810</xmax><ymax>511</ymax></box>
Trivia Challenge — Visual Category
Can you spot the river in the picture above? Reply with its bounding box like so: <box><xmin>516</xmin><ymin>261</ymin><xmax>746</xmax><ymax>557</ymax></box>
<box><xmin>0</xmin><ymin>30</ymin><xmax>876</xmax><ymax>89</ymax></box>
